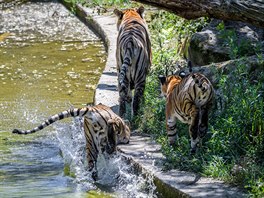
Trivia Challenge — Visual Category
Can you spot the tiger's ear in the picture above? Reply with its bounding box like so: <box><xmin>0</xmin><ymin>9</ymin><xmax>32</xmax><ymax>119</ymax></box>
<box><xmin>123</xmin><ymin>119</ymin><xmax>130</xmax><ymax>128</ymax></box>
<box><xmin>179</xmin><ymin>71</ymin><xmax>186</xmax><ymax>78</ymax></box>
<box><xmin>158</xmin><ymin>75</ymin><xmax>166</xmax><ymax>85</ymax></box>
<box><xmin>107</xmin><ymin>118</ymin><xmax>120</xmax><ymax>133</ymax></box>
<box><xmin>114</xmin><ymin>8</ymin><xmax>123</xmax><ymax>19</ymax></box>
<box><xmin>188</xmin><ymin>59</ymin><xmax>193</xmax><ymax>73</ymax></box>
<box><xmin>107</xmin><ymin>118</ymin><xmax>118</xmax><ymax>126</ymax></box>
<box><xmin>137</xmin><ymin>6</ymin><xmax>144</xmax><ymax>18</ymax></box>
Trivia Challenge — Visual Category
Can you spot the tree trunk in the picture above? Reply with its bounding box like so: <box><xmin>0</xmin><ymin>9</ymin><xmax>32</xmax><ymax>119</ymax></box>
<box><xmin>133</xmin><ymin>0</ymin><xmax>264</xmax><ymax>28</ymax></box>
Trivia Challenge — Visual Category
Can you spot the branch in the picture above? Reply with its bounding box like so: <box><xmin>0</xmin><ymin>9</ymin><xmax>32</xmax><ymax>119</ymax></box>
<box><xmin>133</xmin><ymin>0</ymin><xmax>264</xmax><ymax>27</ymax></box>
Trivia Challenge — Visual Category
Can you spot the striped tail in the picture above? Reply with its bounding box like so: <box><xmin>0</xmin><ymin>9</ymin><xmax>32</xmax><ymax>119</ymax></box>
<box><xmin>119</xmin><ymin>40</ymin><xmax>133</xmax><ymax>88</ymax></box>
<box><xmin>12</xmin><ymin>107</ymin><xmax>90</xmax><ymax>135</ymax></box>
<box><xmin>192</xmin><ymin>74</ymin><xmax>210</xmax><ymax>92</ymax></box>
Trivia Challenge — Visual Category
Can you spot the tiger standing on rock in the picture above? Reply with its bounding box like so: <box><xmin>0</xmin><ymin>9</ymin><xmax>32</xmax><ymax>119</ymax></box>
<box><xmin>159</xmin><ymin>61</ymin><xmax>214</xmax><ymax>154</ymax></box>
<box><xmin>114</xmin><ymin>6</ymin><xmax>152</xmax><ymax>118</ymax></box>
<box><xmin>12</xmin><ymin>103</ymin><xmax>130</xmax><ymax>179</ymax></box>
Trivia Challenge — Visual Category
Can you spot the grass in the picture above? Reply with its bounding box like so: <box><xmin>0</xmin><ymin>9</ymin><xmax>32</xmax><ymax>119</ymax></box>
<box><xmin>135</xmin><ymin>10</ymin><xmax>264</xmax><ymax>197</ymax></box>
<box><xmin>65</xmin><ymin>1</ymin><xmax>264</xmax><ymax>196</ymax></box>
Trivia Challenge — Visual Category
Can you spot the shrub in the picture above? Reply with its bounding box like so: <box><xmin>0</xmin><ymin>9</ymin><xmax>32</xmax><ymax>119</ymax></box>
<box><xmin>136</xmin><ymin>10</ymin><xmax>264</xmax><ymax>196</ymax></box>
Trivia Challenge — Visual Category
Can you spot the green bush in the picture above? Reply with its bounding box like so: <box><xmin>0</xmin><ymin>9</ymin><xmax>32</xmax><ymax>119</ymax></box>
<box><xmin>216</xmin><ymin>21</ymin><xmax>262</xmax><ymax>59</ymax></box>
<box><xmin>136</xmin><ymin>10</ymin><xmax>264</xmax><ymax>196</ymax></box>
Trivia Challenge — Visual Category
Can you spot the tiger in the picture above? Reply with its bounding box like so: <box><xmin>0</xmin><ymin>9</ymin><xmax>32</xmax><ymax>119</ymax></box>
<box><xmin>114</xmin><ymin>6</ymin><xmax>152</xmax><ymax>118</ymax></box>
<box><xmin>12</xmin><ymin>103</ymin><xmax>130</xmax><ymax>178</ymax></box>
<box><xmin>158</xmin><ymin>61</ymin><xmax>214</xmax><ymax>154</ymax></box>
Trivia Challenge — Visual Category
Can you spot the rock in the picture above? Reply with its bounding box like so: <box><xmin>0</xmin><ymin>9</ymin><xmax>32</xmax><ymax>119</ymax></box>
<box><xmin>188</xmin><ymin>19</ymin><xmax>264</xmax><ymax>66</ymax></box>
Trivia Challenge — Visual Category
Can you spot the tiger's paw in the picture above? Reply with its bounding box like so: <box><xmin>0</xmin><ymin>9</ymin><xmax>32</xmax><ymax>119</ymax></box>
<box><xmin>190</xmin><ymin>148</ymin><xmax>196</xmax><ymax>155</ymax></box>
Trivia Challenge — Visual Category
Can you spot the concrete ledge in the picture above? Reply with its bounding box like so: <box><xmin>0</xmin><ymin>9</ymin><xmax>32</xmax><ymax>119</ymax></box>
<box><xmin>119</xmin><ymin>136</ymin><xmax>245</xmax><ymax>197</ymax></box>
<box><xmin>61</xmin><ymin>2</ymin><xmax>246</xmax><ymax>197</ymax></box>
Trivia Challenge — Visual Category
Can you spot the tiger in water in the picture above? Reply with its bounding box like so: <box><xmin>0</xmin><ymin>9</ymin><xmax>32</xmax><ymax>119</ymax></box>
<box><xmin>12</xmin><ymin>103</ymin><xmax>130</xmax><ymax>178</ymax></box>
<box><xmin>158</xmin><ymin>61</ymin><xmax>214</xmax><ymax>154</ymax></box>
<box><xmin>114</xmin><ymin>6</ymin><xmax>152</xmax><ymax>118</ymax></box>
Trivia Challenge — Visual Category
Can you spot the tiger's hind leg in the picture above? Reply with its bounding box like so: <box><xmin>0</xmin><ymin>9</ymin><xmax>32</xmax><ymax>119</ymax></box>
<box><xmin>119</xmin><ymin>98</ymin><xmax>126</xmax><ymax>118</ymax></box>
<box><xmin>199</xmin><ymin>106</ymin><xmax>209</xmax><ymax>138</ymax></box>
<box><xmin>132</xmin><ymin>85</ymin><xmax>145</xmax><ymax>118</ymax></box>
<box><xmin>166</xmin><ymin>105</ymin><xmax>178</xmax><ymax>145</ymax></box>
<box><xmin>118</xmin><ymin>77</ymin><xmax>129</xmax><ymax>118</ymax></box>
<box><xmin>189</xmin><ymin>106</ymin><xmax>200</xmax><ymax>154</ymax></box>
<box><xmin>84</xmin><ymin>117</ymin><xmax>99</xmax><ymax>180</ymax></box>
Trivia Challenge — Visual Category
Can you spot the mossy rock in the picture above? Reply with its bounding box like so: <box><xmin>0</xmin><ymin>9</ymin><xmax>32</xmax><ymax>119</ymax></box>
<box><xmin>188</xmin><ymin>19</ymin><xmax>264</xmax><ymax>66</ymax></box>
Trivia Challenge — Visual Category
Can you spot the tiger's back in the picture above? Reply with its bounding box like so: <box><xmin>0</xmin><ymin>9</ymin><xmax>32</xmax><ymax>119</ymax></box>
<box><xmin>172</xmin><ymin>73</ymin><xmax>214</xmax><ymax>123</ymax></box>
<box><xmin>114</xmin><ymin>6</ymin><xmax>151</xmax><ymax>118</ymax></box>
<box><xmin>116</xmin><ymin>9</ymin><xmax>151</xmax><ymax>75</ymax></box>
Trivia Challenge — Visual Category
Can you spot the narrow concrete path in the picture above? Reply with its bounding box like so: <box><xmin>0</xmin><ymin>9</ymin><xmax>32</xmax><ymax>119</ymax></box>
<box><xmin>61</xmin><ymin>2</ymin><xmax>246</xmax><ymax>197</ymax></box>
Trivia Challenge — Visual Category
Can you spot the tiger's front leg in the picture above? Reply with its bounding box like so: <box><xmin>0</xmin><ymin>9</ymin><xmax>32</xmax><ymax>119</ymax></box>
<box><xmin>84</xmin><ymin>117</ymin><xmax>99</xmax><ymax>180</ymax></box>
<box><xmin>189</xmin><ymin>106</ymin><xmax>200</xmax><ymax>154</ymax></box>
<box><xmin>199</xmin><ymin>106</ymin><xmax>209</xmax><ymax>138</ymax></box>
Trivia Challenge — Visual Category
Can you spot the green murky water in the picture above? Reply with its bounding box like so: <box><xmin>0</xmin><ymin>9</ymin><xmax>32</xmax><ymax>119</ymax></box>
<box><xmin>0</xmin><ymin>39</ymin><xmax>105</xmax><ymax>131</ymax></box>
<box><xmin>0</xmin><ymin>1</ymin><xmax>112</xmax><ymax>197</ymax></box>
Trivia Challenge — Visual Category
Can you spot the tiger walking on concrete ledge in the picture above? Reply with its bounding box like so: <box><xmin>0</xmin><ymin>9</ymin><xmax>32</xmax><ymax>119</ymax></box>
<box><xmin>158</xmin><ymin>61</ymin><xmax>214</xmax><ymax>154</ymax></box>
<box><xmin>12</xmin><ymin>103</ymin><xmax>130</xmax><ymax>178</ymax></box>
<box><xmin>114</xmin><ymin>6</ymin><xmax>152</xmax><ymax>118</ymax></box>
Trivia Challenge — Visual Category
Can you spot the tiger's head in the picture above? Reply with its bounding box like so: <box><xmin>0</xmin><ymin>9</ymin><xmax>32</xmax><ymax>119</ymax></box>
<box><xmin>113</xmin><ymin>6</ymin><xmax>145</xmax><ymax>30</ymax></box>
<box><xmin>158</xmin><ymin>75</ymin><xmax>182</xmax><ymax>97</ymax></box>
<box><xmin>106</xmin><ymin>117</ymin><xmax>130</xmax><ymax>153</ymax></box>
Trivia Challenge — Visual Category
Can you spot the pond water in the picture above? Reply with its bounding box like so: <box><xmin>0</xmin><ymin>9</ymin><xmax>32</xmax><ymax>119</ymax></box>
<box><xmin>0</xmin><ymin>1</ymin><xmax>157</xmax><ymax>197</ymax></box>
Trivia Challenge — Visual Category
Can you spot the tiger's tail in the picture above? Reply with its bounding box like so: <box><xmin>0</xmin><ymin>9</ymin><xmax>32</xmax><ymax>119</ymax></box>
<box><xmin>119</xmin><ymin>40</ymin><xmax>134</xmax><ymax>88</ymax></box>
<box><xmin>12</xmin><ymin>107</ymin><xmax>90</xmax><ymax>135</ymax></box>
<box><xmin>192</xmin><ymin>74</ymin><xmax>210</xmax><ymax>92</ymax></box>
<box><xmin>188</xmin><ymin>60</ymin><xmax>210</xmax><ymax>92</ymax></box>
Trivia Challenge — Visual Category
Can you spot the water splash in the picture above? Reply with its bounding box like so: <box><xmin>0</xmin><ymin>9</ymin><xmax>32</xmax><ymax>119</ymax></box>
<box><xmin>54</xmin><ymin>117</ymin><xmax>95</xmax><ymax>192</ymax></box>
<box><xmin>53</xmin><ymin>118</ymin><xmax>157</xmax><ymax>197</ymax></box>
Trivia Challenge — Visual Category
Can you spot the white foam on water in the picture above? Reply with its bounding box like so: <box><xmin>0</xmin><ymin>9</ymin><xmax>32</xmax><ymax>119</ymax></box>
<box><xmin>53</xmin><ymin>118</ymin><xmax>157</xmax><ymax>197</ymax></box>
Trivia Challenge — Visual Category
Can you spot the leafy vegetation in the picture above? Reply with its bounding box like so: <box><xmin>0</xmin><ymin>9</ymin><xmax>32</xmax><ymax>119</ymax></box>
<box><xmin>136</xmin><ymin>10</ymin><xmax>264</xmax><ymax>197</ymax></box>
<box><xmin>216</xmin><ymin>21</ymin><xmax>263</xmax><ymax>59</ymax></box>
<box><xmin>137</xmin><ymin>12</ymin><xmax>264</xmax><ymax>197</ymax></box>
<box><xmin>65</xmin><ymin>1</ymin><xmax>264</xmax><ymax>195</ymax></box>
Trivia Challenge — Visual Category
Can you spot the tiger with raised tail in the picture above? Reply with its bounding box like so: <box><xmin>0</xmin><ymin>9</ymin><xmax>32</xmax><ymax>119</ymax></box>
<box><xmin>12</xmin><ymin>103</ymin><xmax>130</xmax><ymax>177</ymax></box>
<box><xmin>158</xmin><ymin>61</ymin><xmax>214</xmax><ymax>154</ymax></box>
<box><xmin>114</xmin><ymin>6</ymin><xmax>152</xmax><ymax>118</ymax></box>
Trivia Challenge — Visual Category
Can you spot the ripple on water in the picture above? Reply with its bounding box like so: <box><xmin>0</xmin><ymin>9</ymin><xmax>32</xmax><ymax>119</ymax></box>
<box><xmin>0</xmin><ymin>0</ymin><xmax>157</xmax><ymax>197</ymax></box>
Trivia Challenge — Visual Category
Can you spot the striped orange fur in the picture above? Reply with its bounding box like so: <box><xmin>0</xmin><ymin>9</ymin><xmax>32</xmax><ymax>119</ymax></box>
<box><xmin>114</xmin><ymin>6</ymin><xmax>152</xmax><ymax>118</ymax></box>
<box><xmin>159</xmin><ymin>72</ymin><xmax>214</xmax><ymax>153</ymax></box>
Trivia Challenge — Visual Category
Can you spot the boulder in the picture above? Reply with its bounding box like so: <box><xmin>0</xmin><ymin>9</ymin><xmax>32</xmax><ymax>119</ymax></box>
<box><xmin>188</xmin><ymin>19</ymin><xmax>264</xmax><ymax>66</ymax></box>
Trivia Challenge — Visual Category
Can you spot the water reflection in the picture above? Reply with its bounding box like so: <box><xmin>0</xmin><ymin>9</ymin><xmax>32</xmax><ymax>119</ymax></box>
<box><xmin>0</xmin><ymin>0</ymin><xmax>107</xmax><ymax>197</ymax></box>
<box><xmin>0</xmin><ymin>0</ymin><xmax>106</xmax><ymax>130</ymax></box>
